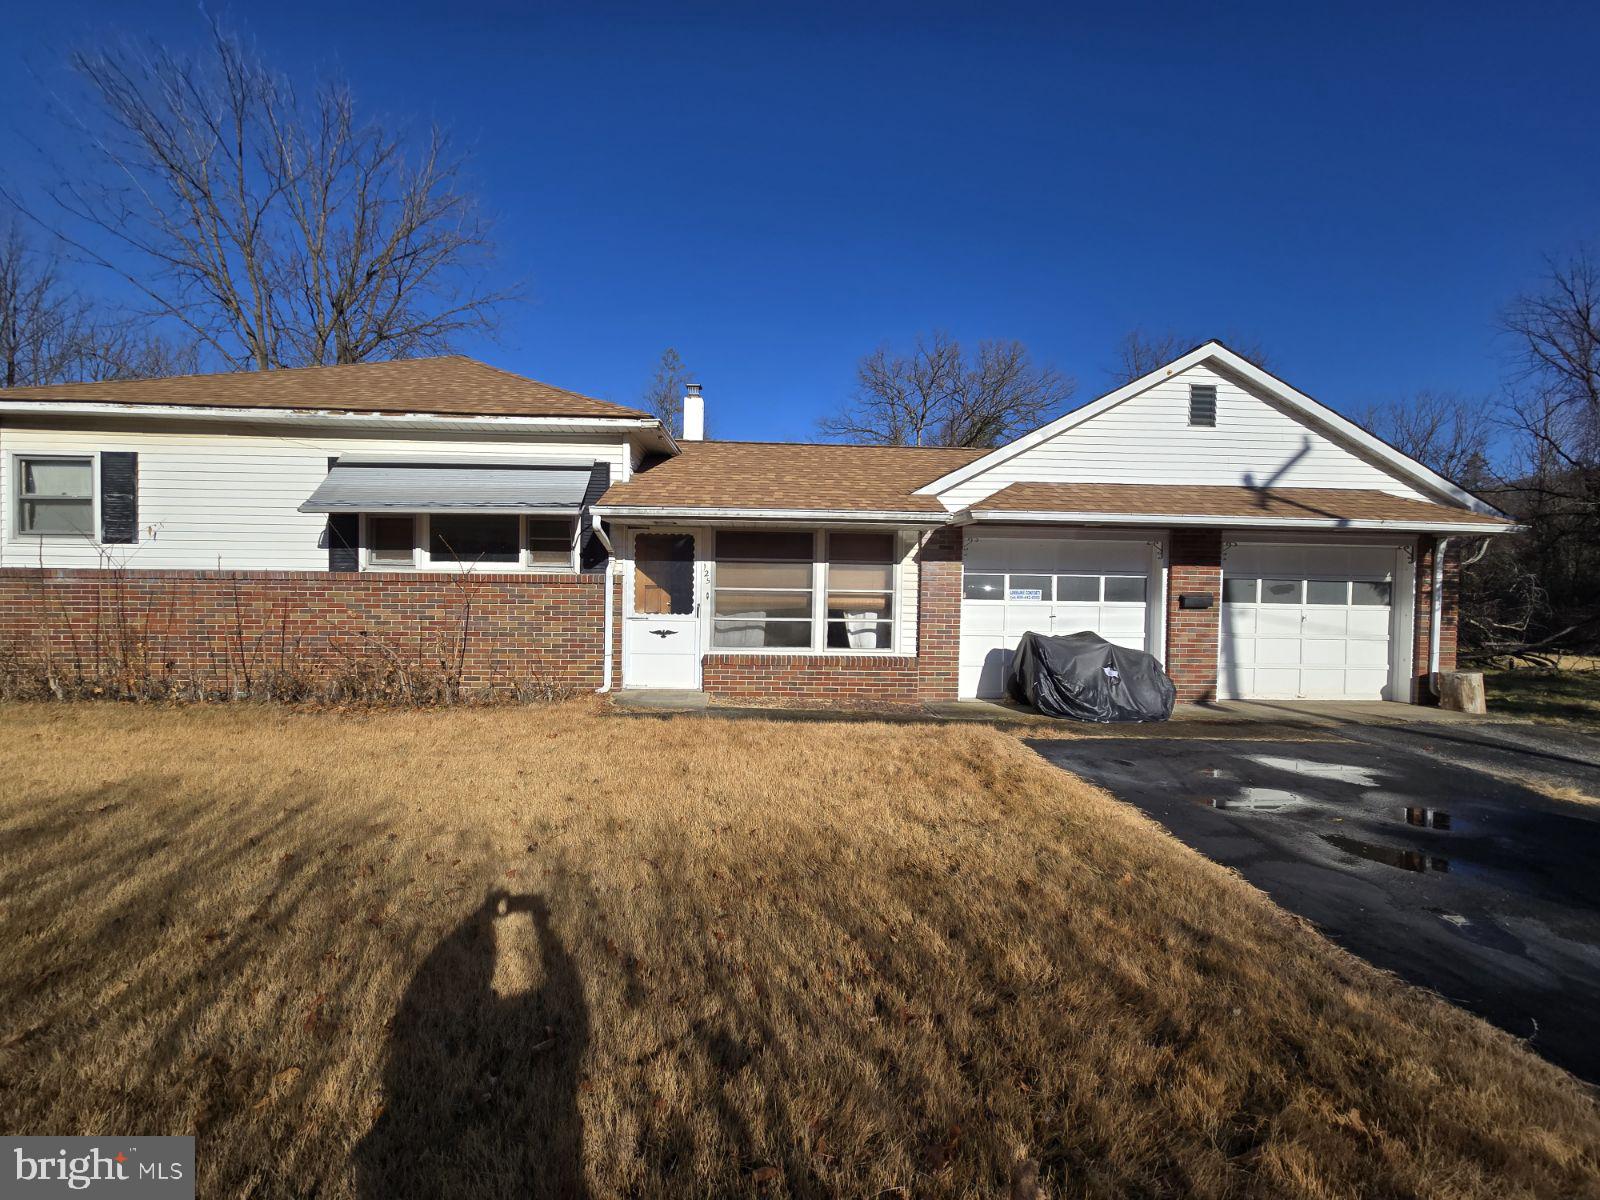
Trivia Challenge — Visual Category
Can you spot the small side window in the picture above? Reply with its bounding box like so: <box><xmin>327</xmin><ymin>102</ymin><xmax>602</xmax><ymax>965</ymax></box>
<box><xmin>368</xmin><ymin>515</ymin><xmax>416</xmax><ymax>567</ymax></box>
<box><xmin>1189</xmin><ymin>384</ymin><xmax>1217</xmax><ymax>427</ymax></box>
<box><xmin>17</xmin><ymin>456</ymin><xmax>95</xmax><ymax>537</ymax></box>
<box><xmin>527</xmin><ymin>517</ymin><xmax>575</xmax><ymax>569</ymax></box>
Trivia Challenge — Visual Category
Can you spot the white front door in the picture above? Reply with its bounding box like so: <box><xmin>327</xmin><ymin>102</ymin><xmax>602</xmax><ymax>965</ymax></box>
<box><xmin>624</xmin><ymin>530</ymin><xmax>701</xmax><ymax>688</ymax></box>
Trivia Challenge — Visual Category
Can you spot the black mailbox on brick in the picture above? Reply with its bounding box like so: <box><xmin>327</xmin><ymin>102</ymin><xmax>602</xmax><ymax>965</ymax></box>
<box><xmin>1178</xmin><ymin>592</ymin><xmax>1215</xmax><ymax>610</ymax></box>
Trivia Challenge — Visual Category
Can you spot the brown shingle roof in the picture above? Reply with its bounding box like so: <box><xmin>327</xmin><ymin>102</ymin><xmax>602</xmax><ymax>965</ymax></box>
<box><xmin>599</xmin><ymin>441</ymin><xmax>987</xmax><ymax>514</ymax></box>
<box><xmin>0</xmin><ymin>355</ymin><xmax>647</xmax><ymax>420</ymax></box>
<box><xmin>974</xmin><ymin>482</ymin><xmax>1512</xmax><ymax>527</ymax></box>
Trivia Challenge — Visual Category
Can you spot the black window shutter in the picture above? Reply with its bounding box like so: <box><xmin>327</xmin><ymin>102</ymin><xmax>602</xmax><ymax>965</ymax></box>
<box><xmin>100</xmin><ymin>452</ymin><xmax>139</xmax><ymax>544</ymax></box>
<box><xmin>578</xmin><ymin>461</ymin><xmax>612</xmax><ymax>571</ymax></box>
<box><xmin>326</xmin><ymin>457</ymin><xmax>360</xmax><ymax>572</ymax></box>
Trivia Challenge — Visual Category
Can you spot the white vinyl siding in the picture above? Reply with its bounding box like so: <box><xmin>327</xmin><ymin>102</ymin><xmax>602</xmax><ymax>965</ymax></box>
<box><xmin>0</xmin><ymin>420</ymin><xmax>629</xmax><ymax>570</ymax></box>
<box><xmin>936</xmin><ymin>363</ymin><xmax>1434</xmax><ymax>510</ymax></box>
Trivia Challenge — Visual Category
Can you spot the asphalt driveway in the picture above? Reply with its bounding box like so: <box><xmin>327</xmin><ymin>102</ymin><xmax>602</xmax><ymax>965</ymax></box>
<box><xmin>1028</xmin><ymin>725</ymin><xmax>1600</xmax><ymax>1084</ymax></box>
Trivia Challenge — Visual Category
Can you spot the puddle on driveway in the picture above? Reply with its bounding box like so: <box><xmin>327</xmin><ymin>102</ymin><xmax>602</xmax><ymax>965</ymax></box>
<box><xmin>1246</xmin><ymin>755</ymin><xmax>1385</xmax><ymax>787</ymax></box>
<box><xmin>1324</xmin><ymin>834</ymin><xmax>1450</xmax><ymax>874</ymax></box>
<box><xmin>1404</xmin><ymin>806</ymin><xmax>1453</xmax><ymax>830</ymax></box>
<box><xmin>1193</xmin><ymin>796</ymin><xmax>1289</xmax><ymax>813</ymax></box>
<box><xmin>1192</xmin><ymin>786</ymin><xmax>1301</xmax><ymax>813</ymax></box>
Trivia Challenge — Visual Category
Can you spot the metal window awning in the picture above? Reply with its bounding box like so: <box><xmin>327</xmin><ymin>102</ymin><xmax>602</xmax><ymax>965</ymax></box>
<box><xmin>298</xmin><ymin>458</ymin><xmax>602</xmax><ymax>514</ymax></box>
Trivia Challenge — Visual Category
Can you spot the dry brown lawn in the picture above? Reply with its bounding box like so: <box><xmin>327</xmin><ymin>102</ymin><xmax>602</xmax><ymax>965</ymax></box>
<box><xmin>1</xmin><ymin>701</ymin><xmax>1597</xmax><ymax>1199</ymax></box>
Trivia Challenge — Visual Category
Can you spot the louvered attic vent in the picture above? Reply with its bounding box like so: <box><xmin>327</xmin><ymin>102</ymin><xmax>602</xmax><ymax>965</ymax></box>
<box><xmin>1189</xmin><ymin>384</ymin><xmax>1217</xmax><ymax>427</ymax></box>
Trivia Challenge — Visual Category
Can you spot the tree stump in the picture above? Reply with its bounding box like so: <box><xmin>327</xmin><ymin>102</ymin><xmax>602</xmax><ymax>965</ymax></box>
<box><xmin>1438</xmin><ymin>671</ymin><xmax>1486</xmax><ymax>714</ymax></box>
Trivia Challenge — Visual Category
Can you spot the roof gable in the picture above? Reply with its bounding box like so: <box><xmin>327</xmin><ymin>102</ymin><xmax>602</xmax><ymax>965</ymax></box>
<box><xmin>917</xmin><ymin>342</ymin><xmax>1501</xmax><ymax>516</ymax></box>
<box><xmin>0</xmin><ymin>355</ymin><xmax>647</xmax><ymax>421</ymax></box>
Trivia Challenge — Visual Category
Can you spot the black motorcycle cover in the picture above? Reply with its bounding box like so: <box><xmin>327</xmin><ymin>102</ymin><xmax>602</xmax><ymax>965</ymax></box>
<box><xmin>1006</xmin><ymin>630</ymin><xmax>1176</xmax><ymax>722</ymax></box>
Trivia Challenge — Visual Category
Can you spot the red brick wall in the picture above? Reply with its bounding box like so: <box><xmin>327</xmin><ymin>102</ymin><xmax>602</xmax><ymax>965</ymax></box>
<box><xmin>1166</xmin><ymin>530</ymin><xmax>1223</xmax><ymax>702</ymax></box>
<box><xmin>915</xmin><ymin>527</ymin><xmax>962</xmax><ymax>700</ymax></box>
<box><xmin>689</xmin><ymin>528</ymin><xmax>961</xmax><ymax>707</ymax></box>
<box><xmin>1411</xmin><ymin>536</ymin><xmax>1460</xmax><ymax>703</ymax></box>
<box><xmin>700</xmin><ymin>653</ymin><xmax>920</xmax><ymax>705</ymax></box>
<box><xmin>0</xmin><ymin>567</ymin><xmax>606</xmax><ymax>696</ymax></box>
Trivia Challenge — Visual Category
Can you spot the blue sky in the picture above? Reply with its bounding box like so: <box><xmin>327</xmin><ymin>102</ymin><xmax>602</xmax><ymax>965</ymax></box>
<box><xmin>3</xmin><ymin>1</ymin><xmax>1596</xmax><ymax>441</ymax></box>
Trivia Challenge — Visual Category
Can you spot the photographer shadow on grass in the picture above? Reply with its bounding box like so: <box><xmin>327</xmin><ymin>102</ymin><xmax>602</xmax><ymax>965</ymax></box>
<box><xmin>356</xmin><ymin>891</ymin><xmax>589</xmax><ymax>1200</ymax></box>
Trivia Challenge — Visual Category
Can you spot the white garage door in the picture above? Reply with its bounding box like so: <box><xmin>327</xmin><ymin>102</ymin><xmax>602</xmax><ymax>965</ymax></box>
<box><xmin>960</xmin><ymin>535</ymin><xmax>1153</xmax><ymax>698</ymax></box>
<box><xmin>1220</xmin><ymin>544</ymin><xmax>1399</xmax><ymax>700</ymax></box>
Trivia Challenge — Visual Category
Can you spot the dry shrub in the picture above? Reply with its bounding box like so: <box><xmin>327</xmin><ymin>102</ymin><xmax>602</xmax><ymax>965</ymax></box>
<box><xmin>0</xmin><ymin>702</ymin><xmax>1596</xmax><ymax>1199</ymax></box>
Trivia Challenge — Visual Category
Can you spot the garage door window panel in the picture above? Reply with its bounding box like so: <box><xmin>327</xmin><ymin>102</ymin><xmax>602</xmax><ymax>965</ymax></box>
<box><xmin>1007</xmin><ymin>574</ymin><xmax>1053</xmax><ymax>601</ymax></box>
<box><xmin>1223</xmin><ymin>577</ymin><xmax>1259</xmax><ymax>604</ymax></box>
<box><xmin>1306</xmin><ymin>580</ymin><xmax>1350</xmax><ymax>605</ymax></box>
<box><xmin>964</xmin><ymin>574</ymin><xmax>1003</xmax><ymax>601</ymax></box>
<box><xmin>1262</xmin><ymin>579</ymin><xmax>1303</xmax><ymax>604</ymax></box>
<box><xmin>1104</xmin><ymin>576</ymin><xmax>1147</xmax><ymax>603</ymax></box>
<box><xmin>1352</xmin><ymin>581</ymin><xmax>1392</xmax><ymax>606</ymax></box>
<box><xmin>1055</xmin><ymin>575</ymin><xmax>1098</xmax><ymax>603</ymax></box>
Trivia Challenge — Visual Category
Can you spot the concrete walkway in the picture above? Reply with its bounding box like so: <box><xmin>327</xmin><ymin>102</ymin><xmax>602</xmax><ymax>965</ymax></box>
<box><xmin>609</xmin><ymin>689</ymin><xmax>1505</xmax><ymax>734</ymax></box>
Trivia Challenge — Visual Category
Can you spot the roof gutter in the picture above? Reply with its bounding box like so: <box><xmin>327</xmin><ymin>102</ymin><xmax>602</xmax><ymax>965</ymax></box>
<box><xmin>961</xmin><ymin>508</ymin><xmax>1519</xmax><ymax>535</ymax></box>
<box><xmin>590</xmin><ymin>505</ymin><xmax>950</xmax><ymax>525</ymax></box>
<box><xmin>0</xmin><ymin>399</ymin><xmax>667</xmax><ymax>435</ymax></box>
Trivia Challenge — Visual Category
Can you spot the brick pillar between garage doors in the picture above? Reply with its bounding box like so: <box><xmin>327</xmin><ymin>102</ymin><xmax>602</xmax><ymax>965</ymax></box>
<box><xmin>1166</xmin><ymin>530</ymin><xmax>1223</xmax><ymax>702</ymax></box>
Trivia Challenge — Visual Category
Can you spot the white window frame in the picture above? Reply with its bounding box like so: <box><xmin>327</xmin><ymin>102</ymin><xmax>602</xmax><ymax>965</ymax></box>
<box><xmin>12</xmin><ymin>453</ymin><xmax>98</xmax><ymax>542</ymax></box>
<box><xmin>359</xmin><ymin>513</ymin><xmax>579</xmax><ymax>573</ymax></box>
<box><xmin>960</xmin><ymin>571</ymin><xmax>1149</xmax><ymax>606</ymax></box>
<box><xmin>707</xmin><ymin>528</ymin><xmax>904</xmax><ymax>655</ymax></box>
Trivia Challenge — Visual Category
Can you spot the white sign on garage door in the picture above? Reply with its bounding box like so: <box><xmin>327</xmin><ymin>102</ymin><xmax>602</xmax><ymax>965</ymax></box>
<box><xmin>1220</xmin><ymin>543</ymin><xmax>1399</xmax><ymax>700</ymax></box>
<box><xmin>960</xmin><ymin>535</ymin><xmax>1153</xmax><ymax>698</ymax></box>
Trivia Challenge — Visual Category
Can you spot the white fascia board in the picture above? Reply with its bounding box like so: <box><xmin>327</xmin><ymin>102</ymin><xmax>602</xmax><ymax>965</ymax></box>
<box><xmin>591</xmin><ymin>505</ymin><xmax>949</xmax><ymax>525</ymax></box>
<box><xmin>0</xmin><ymin>400</ymin><xmax>665</xmax><ymax>437</ymax></box>
<box><xmin>963</xmin><ymin>508</ymin><xmax>1521</xmax><ymax>534</ymax></box>
<box><xmin>915</xmin><ymin>341</ymin><xmax>1509</xmax><ymax>519</ymax></box>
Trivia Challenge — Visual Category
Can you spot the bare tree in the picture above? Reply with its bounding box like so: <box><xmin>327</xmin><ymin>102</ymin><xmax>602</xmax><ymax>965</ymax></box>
<box><xmin>0</xmin><ymin>220</ymin><xmax>190</xmax><ymax>386</ymax></box>
<box><xmin>0</xmin><ymin>223</ymin><xmax>92</xmax><ymax>387</ymax></box>
<box><xmin>1501</xmin><ymin>244</ymin><xmax>1600</xmax><ymax>477</ymax></box>
<box><xmin>1109</xmin><ymin>328</ymin><xmax>1271</xmax><ymax>386</ymax></box>
<box><xmin>1356</xmin><ymin>390</ymin><xmax>1494</xmax><ymax>487</ymax></box>
<box><xmin>820</xmin><ymin>331</ymin><xmax>1074</xmax><ymax>448</ymax></box>
<box><xmin>641</xmin><ymin>347</ymin><xmax>691</xmax><ymax>435</ymax></box>
<box><xmin>28</xmin><ymin>18</ymin><xmax>514</xmax><ymax>371</ymax></box>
